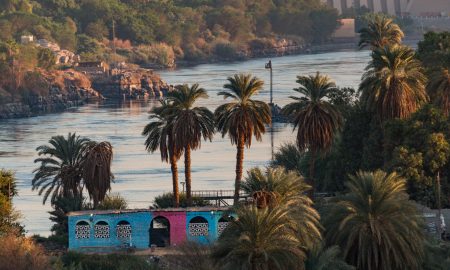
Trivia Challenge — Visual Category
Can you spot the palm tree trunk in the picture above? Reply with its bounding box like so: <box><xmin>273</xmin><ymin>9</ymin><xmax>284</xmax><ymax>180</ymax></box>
<box><xmin>185</xmin><ymin>145</ymin><xmax>192</xmax><ymax>206</ymax></box>
<box><xmin>308</xmin><ymin>150</ymin><xmax>316</xmax><ymax>200</ymax></box>
<box><xmin>234</xmin><ymin>136</ymin><xmax>245</xmax><ymax>205</ymax></box>
<box><xmin>170</xmin><ymin>151</ymin><xmax>180</xmax><ymax>208</ymax></box>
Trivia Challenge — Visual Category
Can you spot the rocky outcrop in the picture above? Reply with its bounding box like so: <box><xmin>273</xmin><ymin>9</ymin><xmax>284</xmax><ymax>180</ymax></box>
<box><xmin>92</xmin><ymin>68</ymin><xmax>172</xmax><ymax>99</ymax></box>
<box><xmin>0</xmin><ymin>69</ymin><xmax>102</xmax><ymax>119</ymax></box>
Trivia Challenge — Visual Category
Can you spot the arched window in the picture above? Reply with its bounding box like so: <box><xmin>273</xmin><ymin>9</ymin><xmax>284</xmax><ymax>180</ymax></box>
<box><xmin>189</xmin><ymin>216</ymin><xmax>209</xmax><ymax>236</ymax></box>
<box><xmin>116</xmin><ymin>220</ymin><xmax>132</xmax><ymax>239</ymax></box>
<box><xmin>75</xmin><ymin>221</ymin><xmax>90</xmax><ymax>239</ymax></box>
<box><xmin>218</xmin><ymin>216</ymin><xmax>233</xmax><ymax>236</ymax></box>
<box><xmin>95</xmin><ymin>221</ymin><xmax>110</xmax><ymax>239</ymax></box>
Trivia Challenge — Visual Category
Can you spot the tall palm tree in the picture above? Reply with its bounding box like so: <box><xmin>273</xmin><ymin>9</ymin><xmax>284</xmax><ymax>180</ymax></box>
<box><xmin>143</xmin><ymin>101</ymin><xmax>182</xmax><ymax>207</ymax></box>
<box><xmin>212</xmin><ymin>205</ymin><xmax>307</xmax><ymax>270</ymax></box>
<box><xmin>359</xmin><ymin>45</ymin><xmax>428</xmax><ymax>121</ymax></box>
<box><xmin>166</xmin><ymin>84</ymin><xmax>215</xmax><ymax>205</ymax></box>
<box><xmin>82</xmin><ymin>141</ymin><xmax>114</xmax><ymax>208</ymax></box>
<box><xmin>323</xmin><ymin>170</ymin><xmax>425</xmax><ymax>270</ymax></box>
<box><xmin>428</xmin><ymin>68</ymin><xmax>450</xmax><ymax>116</ymax></box>
<box><xmin>358</xmin><ymin>14</ymin><xmax>404</xmax><ymax>49</ymax></box>
<box><xmin>282</xmin><ymin>72</ymin><xmax>342</xmax><ymax>197</ymax></box>
<box><xmin>32</xmin><ymin>133</ymin><xmax>90</xmax><ymax>204</ymax></box>
<box><xmin>215</xmin><ymin>74</ymin><xmax>271</xmax><ymax>205</ymax></box>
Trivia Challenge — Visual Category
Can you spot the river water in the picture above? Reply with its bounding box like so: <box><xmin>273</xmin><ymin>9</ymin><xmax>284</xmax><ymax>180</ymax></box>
<box><xmin>0</xmin><ymin>50</ymin><xmax>370</xmax><ymax>236</ymax></box>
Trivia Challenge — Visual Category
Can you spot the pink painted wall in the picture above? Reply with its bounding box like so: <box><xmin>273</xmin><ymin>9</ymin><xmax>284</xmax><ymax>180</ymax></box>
<box><xmin>152</xmin><ymin>211</ymin><xmax>186</xmax><ymax>246</ymax></box>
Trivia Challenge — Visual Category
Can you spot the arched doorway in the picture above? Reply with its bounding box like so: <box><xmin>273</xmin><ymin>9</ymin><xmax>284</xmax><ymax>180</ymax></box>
<box><xmin>150</xmin><ymin>216</ymin><xmax>170</xmax><ymax>247</ymax></box>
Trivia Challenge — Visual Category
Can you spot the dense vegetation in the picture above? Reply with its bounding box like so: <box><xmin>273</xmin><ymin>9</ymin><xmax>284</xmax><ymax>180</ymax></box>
<box><xmin>0</xmin><ymin>0</ymin><xmax>339</xmax><ymax>66</ymax></box>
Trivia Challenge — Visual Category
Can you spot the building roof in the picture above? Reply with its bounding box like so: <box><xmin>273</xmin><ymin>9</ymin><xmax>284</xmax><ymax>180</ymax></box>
<box><xmin>67</xmin><ymin>206</ymin><xmax>232</xmax><ymax>217</ymax></box>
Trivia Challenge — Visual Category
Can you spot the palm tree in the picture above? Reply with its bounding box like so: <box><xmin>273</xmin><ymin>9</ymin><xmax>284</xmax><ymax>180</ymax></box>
<box><xmin>271</xmin><ymin>143</ymin><xmax>304</xmax><ymax>174</ymax></box>
<box><xmin>240</xmin><ymin>167</ymin><xmax>322</xmax><ymax>251</ymax></box>
<box><xmin>212</xmin><ymin>205</ymin><xmax>306</xmax><ymax>270</ymax></box>
<box><xmin>428</xmin><ymin>68</ymin><xmax>450</xmax><ymax>116</ymax></box>
<box><xmin>241</xmin><ymin>167</ymin><xmax>310</xmax><ymax>208</ymax></box>
<box><xmin>166</xmin><ymin>84</ymin><xmax>215</xmax><ymax>205</ymax></box>
<box><xmin>323</xmin><ymin>170</ymin><xmax>425</xmax><ymax>270</ymax></box>
<box><xmin>82</xmin><ymin>141</ymin><xmax>114</xmax><ymax>209</ymax></box>
<box><xmin>358</xmin><ymin>14</ymin><xmax>404</xmax><ymax>49</ymax></box>
<box><xmin>143</xmin><ymin>101</ymin><xmax>182</xmax><ymax>207</ymax></box>
<box><xmin>359</xmin><ymin>45</ymin><xmax>428</xmax><ymax>121</ymax></box>
<box><xmin>282</xmin><ymin>72</ymin><xmax>342</xmax><ymax>197</ymax></box>
<box><xmin>215</xmin><ymin>74</ymin><xmax>271</xmax><ymax>205</ymax></box>
<box><xmin>32</xmin><ymin>133</ymin><xmax>90</xmax><ymax>204</ymax></box>
<box><xmin>304</xmin><ymin>245</ymin><xmax>355</xmax><ymax>270</ymax></box>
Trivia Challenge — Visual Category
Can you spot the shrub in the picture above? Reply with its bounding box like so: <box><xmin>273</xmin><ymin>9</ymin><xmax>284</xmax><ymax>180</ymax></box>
<box><xmin>153</xmin><ymin>193</ymin><xmax>211</xmax><ymax>209</ymax></box>
<box><xmin>0</xmin><ymin>232</ymin><xmax>50</xmax><ymax>270</ymax></box>
<box><xmin>213</xmin><ymin>42</ymin><xmax>237</xmax><ymax>60</ymax></box>
<box><xmin>97</xmin><ymin>193</ymin><xmax>128</xmax><ymax>210</ymax></box>
<box><xmin>61</xmin><ymin>252</ymin><xmax>156</xmax><ymax>270</ymax></box>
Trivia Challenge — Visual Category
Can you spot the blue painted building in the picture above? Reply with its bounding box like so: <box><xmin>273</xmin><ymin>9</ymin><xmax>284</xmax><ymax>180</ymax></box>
<box><xmin>68</xmin><ymin>207</ymin><xmax>234</xmax><ymax>252</ymax></box>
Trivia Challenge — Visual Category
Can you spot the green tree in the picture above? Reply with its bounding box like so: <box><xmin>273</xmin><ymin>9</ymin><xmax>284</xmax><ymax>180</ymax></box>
<box><xmin>0</xmin><ymin>169</ymin><xmax>22</xmax><ymax>235</ymax></box>
<box><xmin>282</xmin><ymin>72</ymin><xmax>342</xmax><ymax>197</ymax></box>
<box><xmin>32</xmin><ymin>133</ymin><xmax>90</xmax><ymax>204</ymax></box>
<box><xmin>324</xmin><ymin>170</ymin><xmax>425</xmax><ymax>270</ymax></box>
<box><xmin>142</xmin><ymin>101</ymin><xmax>181</xmax><ymax>207</ymax></box>
<box><xmin>358</xmin><ymin>14</ymin><xmax>404</xmax><ymax>49</ymax></box>
<box><xmin>215</xmin><ymin>74</ymin><xmax>271</xmax><ymax>205</ymax></box>
<box><xmin>384</xmin><ymin>105</ymin><xmax>450</xmax><ymax>207</ymax></box>
<box><xmin>165</xmin><ymin>84</ymin><xmax>215</xmax><ymax>205</ymax></box>
<box><xmin>359</xmin><ymin>45</ymin><xmax>428</xmax><ymax>121</ymax></box>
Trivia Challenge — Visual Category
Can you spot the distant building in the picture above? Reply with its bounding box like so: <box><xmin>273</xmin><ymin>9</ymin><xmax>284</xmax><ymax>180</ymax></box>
<box><xmin>68</xmin><ymin>207</ymin><xmax>234</xmax><ymax>251</ymax></box>
<box><xmin>322</xmin><ymin>0</ymin><xmax>450</xmax><ymax>17</ymax></box>
<box><xmin>20</xmin><ymin>35</ymin><xmax>34</xmax><ymax>44</ymax></box>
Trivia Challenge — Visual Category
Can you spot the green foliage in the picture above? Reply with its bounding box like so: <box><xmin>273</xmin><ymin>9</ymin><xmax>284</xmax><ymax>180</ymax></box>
<box><xmin>152</xmin><ymin>192</ymin><xmax>210</xmax><ymax>209</ymax></box>
<box><xmin>212</xmin><ymin>205</ymin><xmax>313</xmax><ymax>270</ymax></box>
<box><xmin>304</xmin><ymin>245</ymin><xmax>355</xmax><ymax>270</ymax></box>
<box><xmin>422</xmin><ymin>240</ymin><xmax>450</xmax><ymax>270</ymax></box>
<box><xmin>385</xmin><ymin>105</ymin><xmax>450</xmax><ymax>207</ymax></box>
<box><xmin>0</xmin><ymin>169</ymin><xmax>23</xmax><ymax>235</ymax></box>
<box><xmin>324</xmin><ymin>170</ymin><xmax>425</xmax><ymax>270</ymax></box>
<box><xmin>48</xmin><ymin>194</ymin><xmax>84</xmax><ymax>245</ymax></box>
<box><xmin>2</xmin><ymin>0</ymin><xmax>340</xmax><ymax>67</ymax></box>
<box><xmin>60</xmin><ymin>252</ymin><xmax>156</xmax><ymax>270</ymax></box>
<box><xmin>97</xmin><ymin>193</ymin><xmax>128</xmax><ymax>210</ymax></box>
<box><xmin>417</xmin><ymin>31</ymin><xmax>450</xmax><ymax>71</ymax></box>
<box><xmin>37</xmin><ymin>47</ymin><xmax>55</xmax><ymax>69</ymax></box>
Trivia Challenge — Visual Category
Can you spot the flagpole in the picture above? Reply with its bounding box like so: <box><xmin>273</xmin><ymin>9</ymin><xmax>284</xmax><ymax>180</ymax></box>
<box><xmin>266</xmin><ymin>60</ymin><xmax>274</xmax><ymax>160</ymax></box>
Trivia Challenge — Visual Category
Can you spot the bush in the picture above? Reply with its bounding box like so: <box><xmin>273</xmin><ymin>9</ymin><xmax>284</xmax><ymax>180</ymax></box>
<box><xmin>97</xmin><ymin>193</ymin><xmax>128</xmax><ymax>210</ymax></box>
<box><xmin>0</xmin><ymin>232</ymin><xmax>50</xmax><ymax>270</ymax></box>
<box><xmin>61</xmin><ymin>252</ymin><xmax>156</xmax><ymax>270</ymax></box>
<box><xmin>213</xmin><ymin>42</ymin><xmax>237</xmax><ymax>60</ymax></box>
<box><xmin>153</xmin><ymin>193</ymin><xmax>211</xmax><ymax>209</ymax></box>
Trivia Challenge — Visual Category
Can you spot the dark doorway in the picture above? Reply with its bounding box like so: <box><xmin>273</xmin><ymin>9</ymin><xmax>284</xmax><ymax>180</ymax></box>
<box><xmin>150</xmin><ymin>216</ymin><xmax>170</xmax><ymax>247</ymax></box>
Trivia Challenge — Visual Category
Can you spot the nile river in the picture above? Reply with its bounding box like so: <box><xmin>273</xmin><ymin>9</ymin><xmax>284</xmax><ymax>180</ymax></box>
<box><xmin>0</xmin><ymin>50</ymin><xmax>370</xmax><ymax>235</ymax></box>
